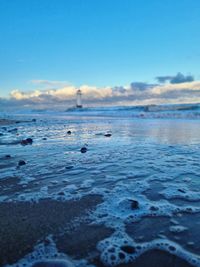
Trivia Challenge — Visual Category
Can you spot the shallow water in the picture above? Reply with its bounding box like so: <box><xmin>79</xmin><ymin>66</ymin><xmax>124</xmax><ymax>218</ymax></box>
<box><xmin>1</xmin><ymin>115</ymin><xmax>200</xmax><ymax>266</ymax></box>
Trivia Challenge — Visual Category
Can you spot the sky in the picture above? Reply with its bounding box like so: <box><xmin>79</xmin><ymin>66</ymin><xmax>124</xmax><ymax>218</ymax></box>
<box><xmin>1</xmin><ymin>0</ymin><xmax>200</xmax><ymax>109</ymax></box>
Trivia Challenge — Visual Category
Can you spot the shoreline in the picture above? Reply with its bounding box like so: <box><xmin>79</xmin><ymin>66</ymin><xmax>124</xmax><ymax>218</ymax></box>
<box><xmin>0</xmin><ymin>119</ymin><xmax>21</xmax><ymax>125</ymax></box>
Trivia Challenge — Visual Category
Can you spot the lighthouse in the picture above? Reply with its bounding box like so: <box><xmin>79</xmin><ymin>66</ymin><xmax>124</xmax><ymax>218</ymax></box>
<box><xmin>76</xmin><ymin>89</ymin><xmax>82</xmax><ymax>108</ymax></box>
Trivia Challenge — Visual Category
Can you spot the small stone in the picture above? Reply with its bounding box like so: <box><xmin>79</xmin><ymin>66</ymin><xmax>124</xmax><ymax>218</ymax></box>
<box><xmin>104</xmin><ymin>133</ymin><xmax>112</xmax><ymax>137</ymax></box>
<box><xmin>178</xmin><ymin>189</ymin><xmax>186</xmax><ymax>193</ymax></box>
<box><xmin>80</xmin><ymin>147</ymin><xmax>87</xmax><ymax>153</ymax></box>
<box><xmin>20</xmin><ymin>140</ymin><xmax>28</xmax><ymax>146</ymax></box>
<box><xmin>20</xmin><ymin>138</ymin><xmax>33</xmax><ymax>145</ymax></box>
<box><xmin>67</xmin><ymin>131</ymin><xmax>71</xmax><ymax>134</ymax></box>
<box><xmin>5</xmin><ymin>155</ymin><xmax>11</xmax><ymax>159</ymax></box>
<box><xmin>32</xmin><ymin>119</ymin><xmax>36</xmax><ymax>122</ymax></box>
<box><xmin>65</xmin><ymin>165</ymin><xmax>74</xmax><ymax>170</ymax></box>
<box><xmin>42</xmin><ymin>137</ymin><xmax>47</xmax><ymax>140</ymax></box>
<box><xmin>0</xmin><ymin>133</ymin><xmax>3</xmax><ymax>136</ymax></box>
<box><xmin>18</xmin><ymin>160</ymin><xmax>26</xmax><ymax>166</ymax></box>
<box><xmin>130</xmin><ymin>199</ymin><xmax>139</xmax><ymax>209</ymax></box>
<box><xmin>26</xmin><ymin>138</ymin><xmax>33</xmax><ymax>144</ymax></box>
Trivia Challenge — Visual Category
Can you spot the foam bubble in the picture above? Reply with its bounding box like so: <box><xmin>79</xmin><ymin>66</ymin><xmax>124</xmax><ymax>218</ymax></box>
<box><xmin>97</xmin><ymin>232</ymin><xmax>200</xmax><ymax>267</ymax></box>
<box><xmin>90</xmin><ymin>180</ymin><xmax>200</xmax><ymax>230</ymax></box>
<box><xmin>161</xmin><ymin>183</ymin><xmax>200</xmax><ymax>201</ymax></box>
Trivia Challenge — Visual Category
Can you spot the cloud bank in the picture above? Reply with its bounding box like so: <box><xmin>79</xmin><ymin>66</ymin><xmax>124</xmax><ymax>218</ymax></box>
<box><xmin>1</xmin><ymin>73</ymin><xmax>200</xmax><ymax>110</ymax></box>
<box><xmin>156</xmin><ymin>72</ymin><xmax>194</xmax><ymax>84</ymax></box>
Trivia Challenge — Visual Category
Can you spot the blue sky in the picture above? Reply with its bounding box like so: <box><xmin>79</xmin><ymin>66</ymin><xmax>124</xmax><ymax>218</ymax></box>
<box><xmin>0</xmin><ymin>0</ymin><xmax>200</xmax><ymax>106</ymax></box>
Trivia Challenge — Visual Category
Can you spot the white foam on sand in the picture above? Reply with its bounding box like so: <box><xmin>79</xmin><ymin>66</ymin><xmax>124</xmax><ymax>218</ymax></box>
<box><xmin>89</xmin><ymin>179</ymin><xmax>200</xmax><ymax>266</ymax></box>
<box><xmin>90</xmin><ymin>180</ymin><xmax>200</xmax><ymax>228</ymax></box>
<box><xmin>97</xmin><ymin>232</ymin><xmax>200</xmax><ymax>267</ymax></box>
<box><xmin>5</xmin><ymin>236</ymin><xmax>94</xmax><ymax>267</ymax></box>
<box><xmin>13</xmin><ymin>183</ymin><xmax>83</xmax><ymax>202</ymax></box>
<box><xmin>160</xmin><ymin>183</ymin><xmax>200</xmax><ymax>201</ymax></box>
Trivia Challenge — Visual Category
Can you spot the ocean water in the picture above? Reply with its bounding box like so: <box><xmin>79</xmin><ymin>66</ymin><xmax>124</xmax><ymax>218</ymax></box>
<box><xmin>1</xmin><ymin>106</ymin><xmax>200</xmax><ymax>266</ymax></box>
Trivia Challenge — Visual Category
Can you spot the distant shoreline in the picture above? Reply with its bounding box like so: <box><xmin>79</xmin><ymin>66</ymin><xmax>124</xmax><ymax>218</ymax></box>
<box><xmin>0</xmin><ymin>119</ymin><xmax>20</xmax><ymax>125</ymax></box>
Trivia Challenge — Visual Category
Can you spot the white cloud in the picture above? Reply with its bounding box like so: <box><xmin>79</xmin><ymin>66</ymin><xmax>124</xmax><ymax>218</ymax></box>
<box><xmin>10</xmin><ymin>89</ymin><xmax>42</xmax><ymax>100</ymax></box>
<box><xmin>151</xmin><ymin>81</ymin><xmax>200</xmax><ymax>95</ymax></box>
<box><xmin>4</xmin><ymin>79</ymin><xmax>200</xmax><ymax>109</ymax></box>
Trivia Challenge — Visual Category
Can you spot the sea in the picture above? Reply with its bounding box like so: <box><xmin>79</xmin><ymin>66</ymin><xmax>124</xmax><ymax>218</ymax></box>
<box><xmin>1</xmin><ymin>103</ymin><xmax>200</xmax><ymax>267</ymax></box>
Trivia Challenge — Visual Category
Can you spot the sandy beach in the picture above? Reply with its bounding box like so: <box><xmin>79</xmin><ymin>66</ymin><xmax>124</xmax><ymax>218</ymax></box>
<box><xmin>1</xmin><ymin>113</ymin><xmax>200</xmax><ymax>267</ymax></box>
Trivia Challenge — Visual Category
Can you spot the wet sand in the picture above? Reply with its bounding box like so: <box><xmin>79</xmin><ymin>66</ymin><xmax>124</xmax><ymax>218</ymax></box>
<box><xmin>119</xmin><ymin>250</ymin><xmax>194</xmax><ymax>267</ymax></box>
<box><xmin>92</xmin><ymin>250</ymin><xmax>194</xmax><ymax>267</ymax></box>
<box><xmin>0</xmin><ymin>194</ymin><xmax>113</xmax><ymax>266</ymax></box>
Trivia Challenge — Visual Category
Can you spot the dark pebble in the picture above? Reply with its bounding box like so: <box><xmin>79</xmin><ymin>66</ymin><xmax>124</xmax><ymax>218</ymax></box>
<box><xmin>32</xmin><ymin>119</ymin><xmax>36</xmax><ymax>122</ymax></box>
<box><xmin>65</xmin><ymin>165</ymin><xmax>74</xmax><ymax>170</ymax></box>
<box><xmin>130</xmin><ymin>199</ymin><xmax>139</xmax><ymax>209</ymax></box>
<box><xmin>21</xmin><ymin>140</ymin><xmax>28</xmax><ymax>145</ymax></box>
<box><xmin>104</xmin><ymin>133</ymin><xmax>112</xmax><ymax>137</ymax></box>
<box><xmin>178</xmin><ymin>189</ymin><xmax>186</xmax><ymax>193</ymax></box>
<box><xmin>20</xmin><ymin>138</ymin><xmax>33</xmax><ymax>145</ymax></box>
<box><xmin>5</xmin><ymin>155</ymin><xmax>11</xmax><ymax>159</ymax></box>
<box><xmin>67</xmin><ymin>131</ymin><xmax>71</xmax><ymax>134</ymax></box>
<box><xmin>18</xmin><ymin>160</ymin><xmax>26</xmax><ymax>166</ymax></box>
<box><xmin>26</xmin><ymin>138</ymin><xmax>33</xmax><ymax>144</ymax></box>
<box><xmin>42</xmin><ymin>137</ymin><xmax>47</xmax><ymax>140</ymax></box>
<box><xmin>80</xmin><ymin>147</ymin><xmax>87</xmax><ymax>153</ymax></box>
<box><xmin>0</xmin><ymin>133</ymin><xmax>3</xmax><ymax>136</ymax></box>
